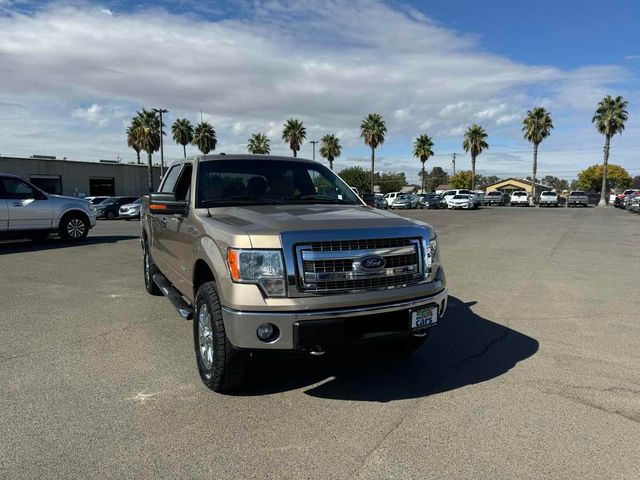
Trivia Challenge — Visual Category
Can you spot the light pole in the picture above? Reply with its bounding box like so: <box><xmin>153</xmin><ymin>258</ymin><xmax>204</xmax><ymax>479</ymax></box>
<box><xmin>310</xmin><ymin>140</ymin><xmax>319</xmax><ymax>161</ymax></box>
<box><xmin>153</xmin><ymin>108</ymin><xmax>168</xmax><ymax>176</ymax></box>
<box><xmin>451</xmin><ymin>153</ymin><xmax>457</xmax><ymax>177</ymax></box>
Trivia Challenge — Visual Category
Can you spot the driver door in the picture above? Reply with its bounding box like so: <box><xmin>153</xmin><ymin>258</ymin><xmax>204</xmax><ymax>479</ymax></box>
<box><xmin>1</xmin><ymin>177</ymin><xmax>54</xmax><ymax>230</ymax></box>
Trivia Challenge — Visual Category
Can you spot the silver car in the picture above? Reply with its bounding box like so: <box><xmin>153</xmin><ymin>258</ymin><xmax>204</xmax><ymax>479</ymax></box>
<box><xmin>119</xmin><ymin>198</ymin><xmax>142</xmax><ymax>220</ymax></box>
<box><xmin>0</xmin><ymin>173</ymin><xmax>96</xmax><ymax>241</ymax></box>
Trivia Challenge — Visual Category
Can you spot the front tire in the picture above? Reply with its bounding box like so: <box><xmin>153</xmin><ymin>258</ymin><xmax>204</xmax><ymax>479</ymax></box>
<box><xmin>106</xmin><ymin>211</ymin><xmax>115</xmax><ymax>220</ymax></box>
<box><xmin>59</xmin><ymin>214</ymin><xmax>89</xmax><ymax>241</ymax></box>
<box><xmin>194</xmin><ymin>282</ymin><xmax>248</xmax><ymax>392</ymax></box>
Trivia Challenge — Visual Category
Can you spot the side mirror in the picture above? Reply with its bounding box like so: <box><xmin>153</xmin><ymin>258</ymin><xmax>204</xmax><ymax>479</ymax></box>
<box><xmin>149</xmin><ymin>192</ymin><xmax>188</xmax><ymax>216</ymax></box>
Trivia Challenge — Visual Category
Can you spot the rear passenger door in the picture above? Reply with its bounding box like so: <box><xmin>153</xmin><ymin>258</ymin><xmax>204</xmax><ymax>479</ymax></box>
<box><xmin>151</xmin><ymin>165</ymin><xmax>181</xmax><ymax>270</ymax></box>
<box><xmin>162</xmin><ymin>163</ymin><xmax>194</xmax><ymax>295</ymax></box>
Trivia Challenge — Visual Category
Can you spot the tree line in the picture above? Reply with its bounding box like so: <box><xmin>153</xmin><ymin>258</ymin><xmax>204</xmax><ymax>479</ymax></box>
<box><xmin>127</xmin><ymin>95</ymin><xmax>628</xmax><ymax>206</ymax></box>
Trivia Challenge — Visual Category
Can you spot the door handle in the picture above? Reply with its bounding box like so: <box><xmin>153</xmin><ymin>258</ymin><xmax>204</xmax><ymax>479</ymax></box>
<box><xmin>12</xmin><ymin>202</ymin><xmax>23</xmax><ymax>207</ymax></box>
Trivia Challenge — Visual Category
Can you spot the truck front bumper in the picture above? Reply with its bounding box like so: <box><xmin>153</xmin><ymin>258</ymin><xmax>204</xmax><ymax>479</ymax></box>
<box><xmin>221</xmin><ymin>288</ymin><xmax>448</xmax><ymax>350</ymax></box>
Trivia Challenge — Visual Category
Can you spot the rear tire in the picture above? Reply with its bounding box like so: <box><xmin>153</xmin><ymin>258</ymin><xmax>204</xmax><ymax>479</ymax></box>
<box><xmin>106</xmin><ymin>211</ymin><xmax>115</xmax><ymax>220</ymax></box>
<box><xmin>143</xmin><ymin>242</ymin><xmax>162</xmax><ymax>296</ymax></box>
<box><xmin>59</xmin><ymin>214</ymin><xmax>89</xmax><ymax>241</ymax></box>
<box><xmin>194</xmin><ymin>282</ymin><xmax>248</xmax><ymax>392</ymax></box>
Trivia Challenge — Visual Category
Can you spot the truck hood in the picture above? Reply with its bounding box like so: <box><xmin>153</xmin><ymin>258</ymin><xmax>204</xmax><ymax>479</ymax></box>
<box><xmin>205</xmin><ymin>204</ymin><xmax>432</xmax><ymax>243</ymax></box>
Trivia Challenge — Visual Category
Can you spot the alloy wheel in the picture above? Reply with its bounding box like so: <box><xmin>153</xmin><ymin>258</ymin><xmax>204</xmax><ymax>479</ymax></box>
<box><xmin>66</xmin><ymin>218</ymin><xmax>85</xmax><ymax>238</ymax></box>
<box><xmin>198</xmin><ymin>304</ymin><xmax>214</xmax><ymax>372</ymax></box>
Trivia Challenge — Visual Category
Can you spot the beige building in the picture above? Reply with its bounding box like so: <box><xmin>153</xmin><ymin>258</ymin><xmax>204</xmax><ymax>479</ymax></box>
<box><xmin>484</xmin><ymin>178</ymin><xmax>551</xmax><ymax>196</ymax></box>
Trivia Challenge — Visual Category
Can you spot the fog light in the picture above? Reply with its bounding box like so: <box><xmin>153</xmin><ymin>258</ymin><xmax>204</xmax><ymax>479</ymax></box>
<box><xmin>257</xmin><ymin>323</ymin><xmax>277</xmax><ymax>342</ymax></box>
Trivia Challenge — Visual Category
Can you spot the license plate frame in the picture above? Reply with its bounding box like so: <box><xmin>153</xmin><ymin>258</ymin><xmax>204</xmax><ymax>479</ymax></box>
<box><xmin>409</xmin><ymin>305</ymin><xmax>438</xmax><ymax>330</ymax></box>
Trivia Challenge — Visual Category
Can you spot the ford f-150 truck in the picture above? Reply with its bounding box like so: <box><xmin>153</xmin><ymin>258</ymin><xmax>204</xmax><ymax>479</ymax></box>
<box><xmin>567</xmin><ymin>191</ymin><xmax>588</xmax><ymax>207</ymax></box>
<box><xmin>141</xmin><ymin>155</ymin><xmax>447</xmax><ymax>392</ymax></box>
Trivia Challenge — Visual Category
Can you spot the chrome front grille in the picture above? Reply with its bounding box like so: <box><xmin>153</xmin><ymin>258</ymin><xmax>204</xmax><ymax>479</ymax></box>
<box><xmin>296</xmin><ymin>238</ymin><xmax>423</xmax><ymax>293</ymax></box>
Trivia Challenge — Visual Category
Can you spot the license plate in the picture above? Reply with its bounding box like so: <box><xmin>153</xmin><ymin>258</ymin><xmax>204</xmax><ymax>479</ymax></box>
<box><xmin>410</xmin><ymin>307</ymin><xmax>438</xmax><ymax>330</ymax></box>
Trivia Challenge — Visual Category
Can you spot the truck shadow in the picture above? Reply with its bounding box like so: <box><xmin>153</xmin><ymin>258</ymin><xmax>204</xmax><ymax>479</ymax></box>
<box><xmin>0</xmin><ymin>235</ymin><xmax>139</xmax><ymax>254</ymax></box>
<box><xmin>236</xmin><ymin>296</ymin><xmax>539</xmax><ymax>401</ymax></box>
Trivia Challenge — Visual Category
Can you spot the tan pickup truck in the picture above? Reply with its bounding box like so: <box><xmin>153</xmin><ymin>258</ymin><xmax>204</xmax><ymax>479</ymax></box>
<box><xmin>141</xmin><ymin>154</ymin><xmax>448</xmax><ymax>391</ymax></box>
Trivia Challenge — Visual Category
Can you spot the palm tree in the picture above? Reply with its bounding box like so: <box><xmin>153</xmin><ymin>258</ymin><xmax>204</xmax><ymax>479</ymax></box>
<box><xmin>319</xmin><ymin>134</ymin><xmax>342</xmax><ymax>170</ymax></box>
<box><xmin>462</xmin><ymin>124</ymin><xmax>489</xmax><ymax>191</ymax></box>
<box><xmin>523</xmin><ymin>108</ymin><xmax>553</xmax><ymax>205</ymax></box>
<box><xmin>360</xmin><ymin>113</ymin><xmax>386</xmax><ymax>193</ymax></box>
<box><xmin>132</xmin><ymin>109</ymin><xmax>161</xmax><ymax>192</ymax></box>
<box><xmin>192</xmin><ymin>121</ymin><xmax>217</xmax><ymax>154</ymax></box>
<box><xmin>592</xmin><ymin>95</ymin><xmax>629</xmax><ymax>206</ymax></box>
<box><xmin>247</xmin><ymin>133</ymin><xmax>271</xmax><ymax>154</ymax></box>
<box><xmin>126</xmin><ymin>121</ymin><xmax>142</xmax><ymax>165</ymax></box>
<box><xmin>413</xmin><ymin>134</ymin><xmax>434</xmax><ymax>193</ymax></box>
<box><xmin>282</xmin><ymin>118</ymin><xmax>306</xmax><ymax>157</ymax></box>
<box><xmin>171</xmin><ymin>118</ymin><xmax>194</xmax><ymax>158</ymax></box>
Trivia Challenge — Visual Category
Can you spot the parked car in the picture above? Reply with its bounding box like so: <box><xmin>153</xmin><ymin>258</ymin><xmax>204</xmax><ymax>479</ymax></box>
<box><xmin>442</xmin><ymin>189</ymin><xmax>482</xmax><ymax>208</ymax></box>
<box><xmin>391</xmin><ymin>194</ymin><xmax>419</xmax><ymax>209</ymax></box>
<box><xmin>119</xmin><ymin>197</ymin><xmax>143</xmax><ymax>220</ymax></box>
<box><xmin>418</xmin><ymin>193</ymin><xmax>443</xmax><ymax>209</ymax></box>
<box><xmin>94</xmin><ymin>196</ymin><xmax>139</xmax><ymax>219</ymax></box>
<box><xmin>0</xmin><ymin>173</ymin><xmax>96</xmax><ymax>241</ymax></box>
<box><xmin>383</xmin><ymin>191</ymin><xmax>400</xmax><ymax>206</ymax></box>
<box><xmin>84</xmin><ymin>196</ymin><xmax>109</xmax><ymax>207</ymax></box>
<box><xmin>614</xmin><ymin>189</ymin><xmax>638</xmax><ymax>208</ymax></box>
<box><xmin>484</xmin><ymin>191</ymin><xmax>509</xmax><ymax>206</ymax></box>
<box><xmin>510</xmin><ymin>191</ymin><xmax>530</xmax><ymax>206</ymax></box>
<box><xmin>567</xmin><ymin>191</ymin><xmax>588</xmax><ymax>207</ymax></box>
<box><xmin>622</xmin><ymin>191</ymin><xmax>640</xmax><ymax>210</ymax></box>
<box><xmin>141</xmin><ymin>155</ymin><xmax>448</xmax><ymax>392</ymax></box>
<box><xmin>538</xmin><ymin>191</ymin><xmax>559</xmax><ymax>207</ymax></box>
<box><xmin>362</xmin><ymin>193</ymin><xmax>388</xmax><ymax>209</ymax></box>
<box><xmin>630</xmin><ymin>195</ymin><xmax>640</xmax><ymax>213</ymax></box>
<box><xmin>447</xmin><ymin>194</ymin><xmax>476</xmax><ymax>209</ymax></box>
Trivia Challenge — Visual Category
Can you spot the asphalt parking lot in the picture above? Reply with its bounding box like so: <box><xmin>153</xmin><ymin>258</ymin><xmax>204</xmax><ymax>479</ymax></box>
<box><xmin>1</xmin><ymin>207</ymin><xmax>639</xmax><ymax>479</ymax></box>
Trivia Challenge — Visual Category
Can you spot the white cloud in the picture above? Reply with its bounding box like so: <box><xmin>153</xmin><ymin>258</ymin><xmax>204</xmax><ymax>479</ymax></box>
<box><xmin>71</xmin><ymin>103</ymin><xmax>107</xmax><ymax>126</ymax></box>
<box><xmin>0</xmin><ymin>0</ymin><xmax>635</xmax><ymax>179</ymax></box>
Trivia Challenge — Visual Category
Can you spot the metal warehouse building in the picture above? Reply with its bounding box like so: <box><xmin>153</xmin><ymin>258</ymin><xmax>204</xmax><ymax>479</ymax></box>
<box><xmin>0</xmin><ymin>155</ymin><xmax>161</xmax><ymax>197</ymax></box>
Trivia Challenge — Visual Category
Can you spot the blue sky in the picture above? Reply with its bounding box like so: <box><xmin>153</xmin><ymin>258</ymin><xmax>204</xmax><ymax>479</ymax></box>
<box><xmin>0</xmin><ymin>0</ymin><xmax>638</xmax><ymax>181</ymax></box>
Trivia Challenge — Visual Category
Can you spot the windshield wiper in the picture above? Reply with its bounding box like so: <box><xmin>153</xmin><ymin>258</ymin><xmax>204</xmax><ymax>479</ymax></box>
<box><xmin>288</xmin><ymin>195</ymin><xmax>353</xmax><ymax>205</ymax></box>
<box><xmin>201</xmin><ymin>196</ymin><xmax>284</xmax><ymax>206</ymax></box>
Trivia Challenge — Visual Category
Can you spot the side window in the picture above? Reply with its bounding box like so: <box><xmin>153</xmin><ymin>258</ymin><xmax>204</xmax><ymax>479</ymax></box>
<box><xmin>160</xmin><ymin>165</ymin><xmax>181</xmax><ymax>193</ymax></box>
<box><xmin>1</xmin><ymin>178</ymin><xmax>35</xmax><ymax>200</ymax></box>
<box><xmin>174</xmin><ymin>164</ymin><xmax>193</xmax><ymax>201</ymax></box>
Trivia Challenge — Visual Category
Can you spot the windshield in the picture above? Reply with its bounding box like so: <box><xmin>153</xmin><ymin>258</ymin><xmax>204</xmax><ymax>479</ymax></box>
<box><xmin>396</xmin><ymin>194</ymin><xmax>411</xmax><ymax>200</ymax></box>
<box><xmin>486</xmin><ymin>192</ymin><xmax>501</xmax><ymax>196</ymax></box>
<box><xmin>541</xmin><ymin>192</ymin><xmax>556</xmax><ymax>196</ymax></box>
<box><xmin>99</xmin><ymin>197</ymin><xmax>117</xmax><ymax>205</ymax></box>
<box><xmin>453</xmin><ymin>195</ymin><xmax>469</xmax><ymax>199</ymax></box>
<box><xmin>569</xmin><ymin>191</ymin><xmax>585</xmax><ymax>196</ymax></box>
<box><xmin>513</xmin><ymin>192</ymin><xmax>526</xmax><ymax>196</ymax></box>
<box><xmin>197</xmin><ymin>159</ymin><xmax>362</xmax><ymax>207</ymax></box>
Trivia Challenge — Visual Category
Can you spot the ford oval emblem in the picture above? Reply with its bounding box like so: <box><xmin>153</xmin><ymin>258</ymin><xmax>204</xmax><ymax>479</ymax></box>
<box><xmin>360</xmin><ymin>255</ymin><xmax>386</xmax><ymax>270</ymax></box>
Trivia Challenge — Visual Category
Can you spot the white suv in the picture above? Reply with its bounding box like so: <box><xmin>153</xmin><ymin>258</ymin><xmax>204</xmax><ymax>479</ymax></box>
<box><xmin>510</xmin><ymin>191</ymin><xmax>530</xmax><ymax>206</ymax></box>
<box><xmin>383</xmin><ymin>191</ymin><xmax>400</xmax><ymax>206</ymax></box>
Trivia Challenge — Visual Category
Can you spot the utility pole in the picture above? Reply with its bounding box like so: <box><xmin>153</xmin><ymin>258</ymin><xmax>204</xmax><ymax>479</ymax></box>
<box><xmin>310</xmin><ymin>140</ymin><xmax>319</xmax><ymax>161</ymax></box>
<box><xmin>451</xmin><ymin>153</ymin><xmax>457</xmax><ymax>176</ymax></box>
<box><xmin>153</xmin><ymin>108</ymin><xmax>168</xmax><ymax>176</ymax></box>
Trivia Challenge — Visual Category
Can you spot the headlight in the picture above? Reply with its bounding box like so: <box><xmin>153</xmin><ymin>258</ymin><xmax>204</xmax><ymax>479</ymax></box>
<box><xmin>424</xmin><ymin>236</ymin><xmax>440</xmax><ymax>281</ymax></box>
<box><xmin>227</xmin><ymin>249</ymin><xmax>286</xmax><ymax>297</ymax></box>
